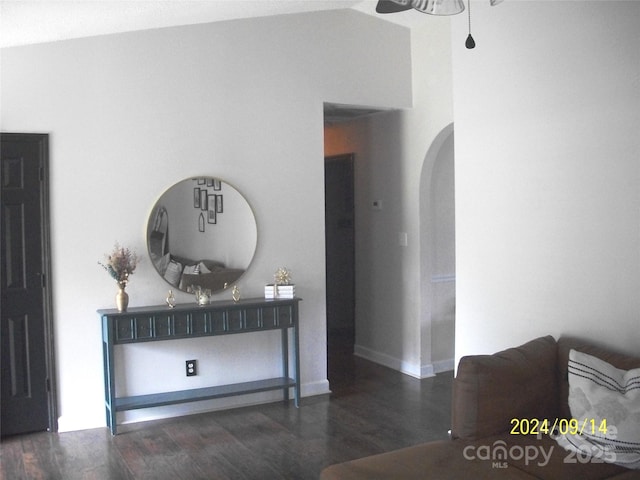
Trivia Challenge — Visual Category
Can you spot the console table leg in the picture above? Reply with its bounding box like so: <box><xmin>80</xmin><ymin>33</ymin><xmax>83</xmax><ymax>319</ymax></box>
<box><xmin>281</xmin><ymin>328</ymin><xmax>289</xmax><ymax>403</ymax></box>
<box><xmin>293</xmin><ymin>323</ymin><xmax>300</xmax><ymax>408</ymax></box>
<box><xmin>102</xmin><ymin>322</ymin><xmax>118</xmax><ymax>435</ymax></box>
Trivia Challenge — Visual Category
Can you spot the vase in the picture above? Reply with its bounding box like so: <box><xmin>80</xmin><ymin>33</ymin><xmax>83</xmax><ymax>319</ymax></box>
<box><xmin>116</xmin><ymin>285</ymin><xmax>129</xmax><ymax>312</ymax></box>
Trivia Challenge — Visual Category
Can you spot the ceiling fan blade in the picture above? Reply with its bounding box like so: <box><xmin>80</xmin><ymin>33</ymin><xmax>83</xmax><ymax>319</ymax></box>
<box><xmin>375</xmin><ymin>0</ymin><xmax>413</xmax><ymax>14</ymax></box>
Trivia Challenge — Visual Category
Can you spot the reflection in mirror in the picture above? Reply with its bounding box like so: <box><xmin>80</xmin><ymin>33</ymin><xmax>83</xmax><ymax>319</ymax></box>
<box><xmin>147</xmin><ymin>177</ymin><xmax>257</xmax><ymax>294</ymax></box>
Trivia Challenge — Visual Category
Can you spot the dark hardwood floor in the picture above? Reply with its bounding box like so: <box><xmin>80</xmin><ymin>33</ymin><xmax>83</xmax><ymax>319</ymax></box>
<box><xmin>1</xmin><ymin>353</ymin><xmax>452</xmax><ymax>480</ymax></box>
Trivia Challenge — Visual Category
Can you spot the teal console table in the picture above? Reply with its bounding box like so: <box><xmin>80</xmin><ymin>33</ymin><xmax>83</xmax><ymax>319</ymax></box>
<box><xmin>99</xmin><ymin>297</ymin><xmax>301</xmax><ymax>435</ymax></box>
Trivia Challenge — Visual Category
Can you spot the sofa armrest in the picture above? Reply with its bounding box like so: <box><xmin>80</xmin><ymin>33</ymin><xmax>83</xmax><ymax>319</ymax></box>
<box><xmin>451</xmin><ymin>335</ymin><xmax>559</xmax><ymax>441</ymax></box>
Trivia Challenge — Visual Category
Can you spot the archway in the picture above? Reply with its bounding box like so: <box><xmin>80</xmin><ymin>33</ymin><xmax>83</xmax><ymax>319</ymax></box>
<box><xmin>419</xmin><ymin>123</ymin><xmax>455</xmax><ymax>374</ymax></box>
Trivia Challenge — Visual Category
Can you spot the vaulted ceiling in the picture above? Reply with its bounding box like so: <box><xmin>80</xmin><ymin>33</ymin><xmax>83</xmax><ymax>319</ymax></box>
<box><xmin>1</xmin><ymin>1</ymin><xmax>427</xmax><ymax>123</ymax></box>
<box><xmin>0</xmin><ymin>0</ymin><xmax>426</xmax><ymax>48</ymax></box>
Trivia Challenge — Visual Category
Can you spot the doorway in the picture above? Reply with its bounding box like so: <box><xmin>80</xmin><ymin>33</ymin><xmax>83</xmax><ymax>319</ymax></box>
<box><xmin>324</xmin><ymin>154</ymin><xmax>355</xmax><ymax>384</ymax></box>
<box><xmin>1</xmin><ymin>133</ymin><xmax>57</xmax><ymax>436</ymax></box>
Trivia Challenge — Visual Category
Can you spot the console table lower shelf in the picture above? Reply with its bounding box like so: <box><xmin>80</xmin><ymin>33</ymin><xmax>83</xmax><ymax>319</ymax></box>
<box><xmin>99</xmin><ymin>297</ymin><xmax>301</xmax><ymax>435</ymax></box>
<box><xmin>113</xmin><ymin>377</ymin><xmax>297</xmax><ymax>411</ymax></box>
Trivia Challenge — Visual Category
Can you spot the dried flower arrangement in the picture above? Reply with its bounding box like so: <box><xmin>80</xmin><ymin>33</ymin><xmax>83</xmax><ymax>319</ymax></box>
<box><xmin>98</xmin><ymin>243</ymin><xmax>139</xmax><ymax>288</ymax></box>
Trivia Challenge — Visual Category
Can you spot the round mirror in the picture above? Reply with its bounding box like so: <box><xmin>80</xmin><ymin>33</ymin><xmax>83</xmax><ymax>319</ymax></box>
<box><xmin>147</xmin><ymin>177</ymin><xmax>257</xmax><ymax>293</ymax></box>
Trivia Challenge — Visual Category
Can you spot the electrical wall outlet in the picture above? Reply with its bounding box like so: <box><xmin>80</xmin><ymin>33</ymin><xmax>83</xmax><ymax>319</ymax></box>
<box><xmin>186</xmin><ymin>359</ymin><xmax>197</xmax><ymax>377</ymax></box>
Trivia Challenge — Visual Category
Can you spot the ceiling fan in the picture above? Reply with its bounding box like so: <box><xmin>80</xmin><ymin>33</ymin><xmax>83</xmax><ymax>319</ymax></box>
<box><xmin>375</xmin><ymin>0</ymin><xmax>504</xmax><ymax>48</ymax></box>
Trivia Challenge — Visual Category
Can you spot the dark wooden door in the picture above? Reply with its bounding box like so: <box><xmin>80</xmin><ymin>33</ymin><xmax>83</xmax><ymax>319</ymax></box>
<box><xmin>1</xmin><ymin>133</ymin><xmax>54</xmax><ymax>436</ymax></box>
<box><xmin>325</xmin><ymin>154</ymin><xmax>355</xmax><ymax>370</ymax></box>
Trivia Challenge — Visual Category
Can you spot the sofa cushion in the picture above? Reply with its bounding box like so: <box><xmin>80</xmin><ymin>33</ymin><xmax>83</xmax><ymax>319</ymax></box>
<box><xmin>452</xmin><ymin>335</ymin><xmax>558</xmax><ymax>441</ymax></box>
<box><xmin>483</xmin><ymin>432</ymin><xmax>638</xmax><ymax>480</ymax></box>
<box><xmin>554</xmin><ymin>349</ymin><xmax>640</xmax><ymax>469</ymax></box>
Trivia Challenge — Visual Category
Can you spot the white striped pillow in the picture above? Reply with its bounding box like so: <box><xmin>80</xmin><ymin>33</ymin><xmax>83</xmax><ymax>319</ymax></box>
<box><xmin>554</xmin><ymin>349</ymin><xmax>640</xmax><ymax>469</ymax></box>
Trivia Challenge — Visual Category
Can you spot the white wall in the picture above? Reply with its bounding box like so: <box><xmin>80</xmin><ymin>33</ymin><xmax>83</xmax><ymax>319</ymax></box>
<box><xmin>453</xmin><ymin>1</ymin><xmax>640</xmax><ymax>362</ymax></box>
<box><xmin>0</xmin><ymin>10</ymin><xmax>413</xmax><ymax>431</ymax></box>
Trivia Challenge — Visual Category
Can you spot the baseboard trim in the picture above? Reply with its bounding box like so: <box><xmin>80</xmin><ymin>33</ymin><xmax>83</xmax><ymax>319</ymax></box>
<box><xmin>354</xmin><ymin>344</ymin><xmax>453</xmax><ymax>379</ymax></box>
<box><xmin>354</xmin><ymin>344</ymin><xmax>425</xmax><ymax>378</ymax></box>
<box><xmin>58</xmin><ymin>415</ymin><xmax>106</xmax><ymax>433</ymax></box>
<box><xmin>432</xmin><ymin>358</ymin><xmax>455</xmax><ymax>373</ymax></box>
<box><xmin>301</xmin><ymin>379</ymin><xmax>331</xmax><ymax>397</ymax></box>
<box><xmin>420</xmin><ymin>364</ymin><xmax>436</xmax><ymax>378</ymax></box>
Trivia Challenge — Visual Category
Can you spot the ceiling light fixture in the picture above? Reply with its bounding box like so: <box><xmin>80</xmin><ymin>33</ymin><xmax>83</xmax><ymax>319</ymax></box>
<box><xmin>413</xmin><ymin>0</ymin><xmax>466</xmax><ymax>15</ymax></box>
<box><xmin>375</xmin><ymin>0</ymin><xmax>504</xmax><ymax>48</ymax></box>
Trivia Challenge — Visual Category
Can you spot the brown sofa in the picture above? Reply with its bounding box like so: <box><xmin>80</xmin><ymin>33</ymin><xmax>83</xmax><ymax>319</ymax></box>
<box><xmin>320</xmin><ymin>335</ymin><xmax>640</xmax><ymax>479</ymax></box>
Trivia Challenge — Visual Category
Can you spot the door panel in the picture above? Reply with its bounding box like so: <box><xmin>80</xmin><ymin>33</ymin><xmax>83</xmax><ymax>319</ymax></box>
<box><xmin>1</xmin><ymin>133</ymin><xmax>52</xmax><ymax>436</ymax></box>
<box><xmin>325</xmin><ymin>154</ymin><xmax>356</xmax><ymax>363</ymax></box>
